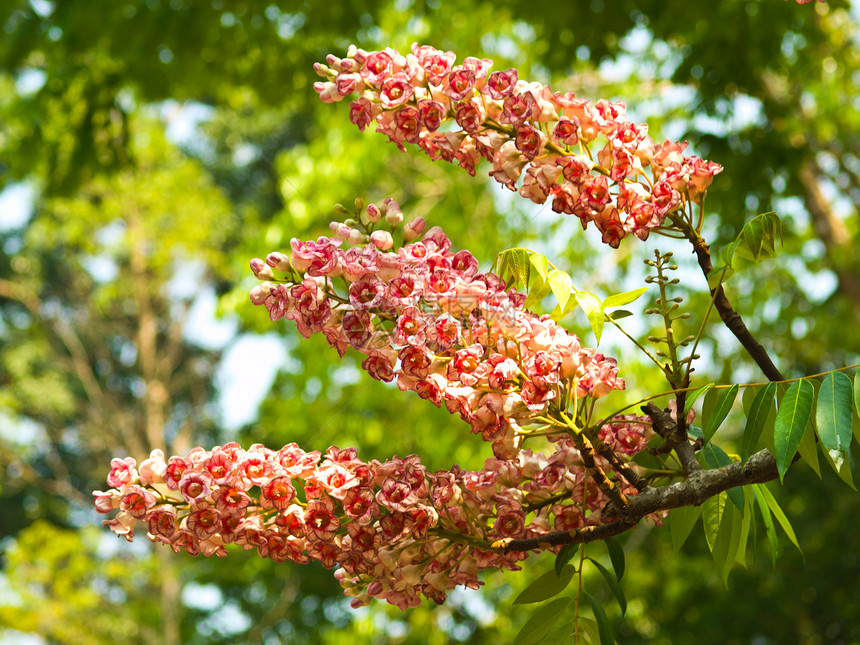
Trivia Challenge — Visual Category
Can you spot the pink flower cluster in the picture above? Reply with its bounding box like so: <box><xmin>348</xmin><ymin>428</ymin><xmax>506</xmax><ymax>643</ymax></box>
<box><xmin>250</xmin><ymin>211</ymin><xmax>624</xmax><ymax>458</ymax></box>
<box><xmin>96</xmin><ymin>427</ymin><xmax>652</xmax><ymax>608</ymax></box>
<box><xmin>313</xmin><ymin>44</ymin><xmax>723</xmax><ymax>248</ymax></box>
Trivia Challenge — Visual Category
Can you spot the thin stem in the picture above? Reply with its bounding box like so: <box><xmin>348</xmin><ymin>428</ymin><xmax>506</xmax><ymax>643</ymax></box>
<box><xmin>606</xmin><ymin>312</ymin><xmax>664</xmax><ymax>370</ymax></box>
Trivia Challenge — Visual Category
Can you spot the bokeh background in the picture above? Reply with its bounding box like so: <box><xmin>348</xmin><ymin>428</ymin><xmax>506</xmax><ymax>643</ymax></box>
<box><xmin>1</xmin><ymin>1</ymin><xmax>859</xmax><ymax>643</ymax></box>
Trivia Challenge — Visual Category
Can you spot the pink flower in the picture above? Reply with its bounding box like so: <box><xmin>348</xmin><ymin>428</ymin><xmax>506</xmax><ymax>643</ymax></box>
<box><xmin>261</xmin><ymin>476</ymin><xmax>297</xmax><ymax>510</ymax></box>
<box><xmin>361</xmin><ymin>50</ymin><xmax>394</xmax><ymax>84</ymax></box>
<box><xmin>107</xmin><ymin>457</ymin><xmax>137</xmax><ymax>488</ymax></box>
<box><xmin>349</xmin><ymin>98</ymin><xmax>375</xmax><ymax>131</ymax></box>
<box><xmin>380</xmin><ymin>73</ymin><xmax>414</xmax><ymax>108</ymax></box>
<box><xmin>485</xmin><ymin>68</ymin><xmax>518</xmax><ymax>99</ymax></box>
<box><xmin>179</xmin><ymin>471</ymin><xmax>212</xmax><ymax>504</ymax></box>
<box><xmin>119</xmin><ymin>485</ymin><xmax>157</xmax><ymax>519</ymax></box>
<box><xmin>304</xmin><ymin>498</ymin><xmax>340</xmax><ymax>541</ymax></box>
<box><xmin>443</xmin><ymin>68</ymin><xmax>475</xmax><ymax>101</ymax></box>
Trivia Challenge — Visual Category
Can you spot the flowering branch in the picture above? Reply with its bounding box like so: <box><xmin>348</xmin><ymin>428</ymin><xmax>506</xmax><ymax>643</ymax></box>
<box><xmin>313</xmin><ymin>43</ymin><xmax>723</xmax><ymax>249</ymax></box>
<box><xmin>96</xmin><ymin>428</ymin><xmax>657</xmax><ymax>609</ymax></box>
<box><xmin>493</xmin><ymin>443</ymin><xmax>780</xmax><ymax>554</ymax></box>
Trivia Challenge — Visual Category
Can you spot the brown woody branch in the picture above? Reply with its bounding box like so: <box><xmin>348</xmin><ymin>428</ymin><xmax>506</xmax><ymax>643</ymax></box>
<box><xmin>570</xmin><ymin>431</ymin><xmax>631</xmax><ymax>517</ymax></box>
<box><xmin>669</xmin><ymin>215</ymin><xmax>786</xmax><ymax>382</ymax></box>
<box><xmin>643</xmin><ymin>402</ymin><xmax>702</xmax><ymax>476</ymax></box>
<box><xmin>493</xmin><ymin>446</ymin><xmax>778</xmax><ymax>553</ymax></box>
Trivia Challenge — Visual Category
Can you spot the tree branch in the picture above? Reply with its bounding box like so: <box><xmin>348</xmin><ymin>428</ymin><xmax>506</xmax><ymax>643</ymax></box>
<box><xmin>669</xmin><ymin>215</ymin><xmax>786</xmax><ymax>382</ymax></box>
<box><xmin>493</xmin><ymin>446</ymin><xmax>778</xmax><ymax>553</ymax></box>
<box><xmin>643</xmin><ymin>402</ymin><xmax>702</xmax><ymax>476</ymax></box>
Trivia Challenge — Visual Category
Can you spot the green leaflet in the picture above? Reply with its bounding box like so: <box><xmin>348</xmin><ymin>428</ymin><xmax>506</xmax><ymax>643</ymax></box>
<box><xmin>741</xmin><ymin>382</ymin><xmax>777</xmax><ymax>462</ymax></box>
<box><xmin>757</xmin><ymin>483</ymin><xmax>803</xmax><ymax>556</ymax></box>
<box><xmin>576</xmin><ymin>291</ymin><xmax>604</xmax><ymax>343</ymax></box>
<box><xmin>702</xmin><ymin>492</ymin><xmax>727</xmax><ymax>552</ymax></box>
<box><xmin>854</xmin><ymin>370</ymin><xmax>860</xmax><ymax>420</ymax></box>
<box><xmin>816</xmin><ymin>371</ymin><xmax>854</xmax><ymax>453</ymax></box>
<box><xmin>821</xmin><ymin>442</ymin><xmax>856</xmax><ymax>490</ymax></box>
<box><xmin>554</xmin><ymin>544</ymin><xmax>577</xmax><ymax>577</ymax></box>
<box><xmin>602</xmin><ymin>286</ymin><xmax>649</xmax><ymax>309</ymax></box>
<box><xmin>513</xmin><ymin>597</ymin><xmax>573</xmax><ymax>645</ymax></box>
<box><xmin>670</xmin><ymin>505</ymin><xmax>702</xmax><ymax>552</ymax></box>
<box><xmin>684</xmin><ymin>382</ymin><xmax>714</xmax><ymax>417</ymax></box>
<box><xmin>797</xmin><ymin>416</ymin><xmax>821</xmax><ymax>478</ymax></box>
<box><xmin>514</xmin><ymin>566</ymin><xmax>575</xmax><ymax>604</ymax></box>
<box><xmin>529</xmin><ymin>252</ymin><xmax>549</xmax><ymax>283</ymax></box>
<box><xmin>703</xmin><ymin>384</ymin><xmax>739</xmax><ymax>444</ymax></box>
<box><xmin>583</xmin><ymin>592</ymin><xmax>615</xmax><ymax>645</ymax></box>
<box><xmin>524</xmin><ymin>275</ymin><xmax>553</xmax><ymax>310</ymax></box>
<box><xmin>604</xmin><ymin>537</ymin><xmax>625</xmax><ymax>582</ymax></box>
<box><xmin>607</xmin><ymin>309</ymin><xmax>633</xmax><ymax>321</ymax></box>
<box><xmin>753</xmin><ymin>484</ymin><xmax>779</xmax><ymax>565</ymax></box>
<box><xmin>586</xmin><ymin>557</ymin><xmax>626</xmax><ymax>615</ymax></box>
<box><xmin>548</xmin><ymin>269</ymin><xmax>573</xmax><ymax>311</ymax></box>
<box><xmin>734</xmin><ymin>487</ymin><xmax>754</xmax><ymax>568</ymax></box>
<box><xmin>708</xmin><ymin>212</ymin><xmax>782</xmax><ymax>288</ymax></box>
<box><xmin>773</xmin><ymin>378</ymin><xmax>815</xmax><ymax>481</ymax></box>
<box><xmin>701</xmin><ymin>443</ymin><xmax>743</xmax><ymax>511</ymax></box>
<box><xmin>711</xmin><ymin>502</ymin><xmax>741</xmax><ymax>586</ymax></box>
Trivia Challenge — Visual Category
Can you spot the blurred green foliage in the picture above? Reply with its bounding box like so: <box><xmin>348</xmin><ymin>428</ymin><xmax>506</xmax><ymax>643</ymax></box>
<box><xmin>2</xmin><ymin>0</ymin><xmax>860</xmax><ymax>643</ymax></box>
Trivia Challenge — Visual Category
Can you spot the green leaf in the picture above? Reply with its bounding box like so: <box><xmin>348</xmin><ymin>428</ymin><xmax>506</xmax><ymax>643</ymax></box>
<box><xmin>816</xmin><ymin>371</ymin><xmax>854</xmax><ymax>453</ymax></box>
<box><xmin>733</xmin><ymin>211</ymin><xmax>783</xmax><ymax>264</ymax></box>
<box><xmin>576</xmin><ymin>291</ymin><xmax>605</xmax><ymax>343</ymax></box>
<box><xmin>607</xmin><ymin>309</ymin><xmax>633</xmax><ymax>321</ymax></box>
<box><xmin>548</xmin><ymin>269</ymin><xmax>573</xmax><ymax>311</ymax></box>
<box><xmin>701</xmin><ymin>389</ymin><xmax>717</xmax><ymax>437</ymax></box>
<box><xmin>707</xmin><ymin>264</ymin><xmax>734</xmax><ymax>290</ymax></box>
<box><xmin>586</xmin><ymin>558</ymin><xmax>626</xmax><ymax>616</ymax></box>
<box><xmin>720</xmin><ymin>238</ymin><xmax>743</xmax><ymax>266</ymax></box>
<box><xmin>702</xmin><ymin>492</ymin><xmax>727</xmax><ymax>552</ymax></box>
<box><xmin>773</xmin><ymin>378</ymin><xmax>815</xmax><ymax>481</ymax></box>
<box><xmin>752</xmin><ymin>484</ymin><xmax>779</xmax><ymax>565</ymax></box>
<box><xmin>602</xmin><ymin>286</ymin><xmax>648</xmax><ymax>309</ymax></box>
<box><xmin>583</xmin><ymin>592</ymin><xmax>615</xmax><ymax>645</ymax></box>
<box><xmin>701</xmin><ymin>443</ymin><xmax>743</xmax><ymax>511</ymax></box>
<box><xmin>670</xmin><ymin>505</ymin><xmax>702</xmax><ymax>552</ymax></box>
<box><xmin>757</xmin><ymin>484</ymin><xmax>802</xmax><ymax>556</ymax></box>
<box><xmin>529</xmin><ymin>253</ymin><xmax>549</xmax><ymax>283</ymax></box>
<box><xmin>703</xmin><ymin>384</ymin><xmax>739</xmax><ymax>444</ymax></box>
<box><xmin>525</xmin><ymin>275</ymin><xmax>553</xmax><ymax>310</ymax></box>
<box><xmin>684</xmin><ymin>383</ymin><xmax>714</xmax><ymax>417</ymax></box>
<box><xmin>854</xmin><ymin>371</ymin><xmax>860</xmax><ymax>420</ymax></box>
<box><xmin>741</xmin><ymin>382</ymin><xmax>777</xmax><ymax>462</ymax></box>
<box><xmin>514</xmin><ymin>566</ymin><xmax>575</xmax><ymax>605</ymax></box>
<box><xmin>576</xmin><ymin>618</ymin><xmax>601</xmax><ymax>645</ymax></box>
<box><xmin>496</xmin><ymin>249</ymin><xmax>532</xmax><ymax>290</ymax></box>
<box><xmin>554</xmin><ymin>544</ymin><xmax>577</xmax><ymax>577</ymax></box>
<box><xmin>545</xmin><ymin>620</ymin><xmax>576</xmax><ymax>643</ymax></box>
<box><xmin>604</xmin><ymin>537</ymin><xmax>625</xmax><ymax>582</ymax></box>
<box><xmin>513</xmin><ymin>597</ymin><xmax>573</xmax><ymax>645</ymax></box>
<box><xmin>797</xmin><ymin>417</ymin><xmax>821</xmax><ymax>478</ymax></box>
<box><xmin>821</xmin><ymin>444</ymin><xmax>855</xmax><ymax>490</ymax></box>
<box><xmin>734</xmin><ymin>488</ymin><xmax>754</xmax><ymax>568</ymax></box>
<box><xmin>711</xmin><ymin>502</ymin><xmax>740</xmax><ymax>586</ymax></box>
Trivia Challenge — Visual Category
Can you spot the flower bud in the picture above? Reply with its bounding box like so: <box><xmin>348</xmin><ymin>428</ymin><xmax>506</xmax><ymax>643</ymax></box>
<box><xmin>347</xmin><ymin>229</ymin><xmax>367</xmax><ymax>245</ymax></box>
<box><xmin>383</xmin><ymin>197</ymin><xmax>403</xmax><ymax>227</ymax></box>
<box><xmin>249</xmin><ymin>282</ymin><xmax>273</xmax><ymax>305</ymax></box>
<box><xmin>403</xmin><ymin>217</ymin><xmax>426</xmax><ymax>242</ymax></box>
<box><xmin>365</xmin><ymin>203</ymin><xmax>381</xmax><ymax>222</ymax></box>
<box><xmin>370</xmin><ymin>230</ymin><xmax>393</xmax><ymax>250</ymax></box>
<box><xmin>330</xmin><ymin>222</ymin><xmax>354</xmax><ymax>241</ymax></box>
<box><xmin>250</xmin><ymin>258</ymin><xmax>275</xmax><ymax>280</ymax></box>
<box><xmin>265</xmin><ymin>252</ymin><xmax>291</xmax><ymax>273</ymax></box>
